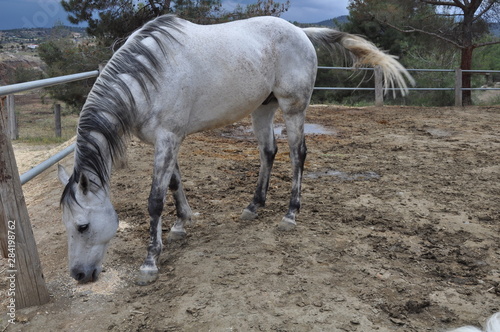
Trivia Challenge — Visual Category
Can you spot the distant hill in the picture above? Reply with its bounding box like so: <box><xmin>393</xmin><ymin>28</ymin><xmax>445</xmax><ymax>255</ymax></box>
<box><xmin>0</xmin><ymin>53</ymin><xmax>44</xmax><ymax>85</ymax></box>
<box><xmin>0</xmin><ymin>26</ymin><xmax>86</xmax><ymax>33</ymax></box>
<box><xmin>295</xmin><ymin>15</ymin><xmax>348</xmax><ymax>28</ymax></box>
<box><xmin>0</xmin><ymin>26</ymin><xmax>88</xmax><ymax>85</ymax></box>
<box><xmin>0</xmin><ymin>26</ymin><xmax>87</xmax><ymax>43</ymax></box>
<box><xmin>314</xmin><ymin>15</ymin><xmax>349</xmax><ymax>28</ymax></box>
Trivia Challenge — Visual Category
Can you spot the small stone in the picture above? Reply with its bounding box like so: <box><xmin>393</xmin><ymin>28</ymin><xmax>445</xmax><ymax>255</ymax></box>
<box><xmin>313</xmin><ymin>301</ymin><xmax>323</xmax><ymax>308</ymax></box>
<box><xmin>390</xmin><ymin>317</ymin><xmax>406</xmax><ymax>326</ymax></box>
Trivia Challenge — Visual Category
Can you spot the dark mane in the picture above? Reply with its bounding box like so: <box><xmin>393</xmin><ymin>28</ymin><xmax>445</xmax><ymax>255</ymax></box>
<box><xmin>61</xmin><ymin>15</ymin><xmax>183</xmax><ymax>206</ymax></box>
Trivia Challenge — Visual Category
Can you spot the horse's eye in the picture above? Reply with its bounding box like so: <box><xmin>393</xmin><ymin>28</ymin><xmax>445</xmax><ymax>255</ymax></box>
<box><xmin>77</xmin><ymin>224</ymin><xmax>89</xmax><ymax>233</ymax></box>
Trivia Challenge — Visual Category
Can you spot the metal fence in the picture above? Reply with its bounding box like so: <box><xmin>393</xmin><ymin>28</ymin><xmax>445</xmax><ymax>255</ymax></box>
<box><xmin>0</xmin><ymin>70</ymin><xmax>99</xmax><ymax>96</ymax></box>
<box><xmin>1</xmin><ymin>66</ymin><xmax>500</xmax><ymax>185</ymax></box>
<box><xmin>315</xmin><ymin>67</ymin><xmax>500</xmax><ymax>106</ymax></box>
<box><xmin>0</xmin><ymin>70</ymin><xmax>99</xmax><ymax>185</ymax></box>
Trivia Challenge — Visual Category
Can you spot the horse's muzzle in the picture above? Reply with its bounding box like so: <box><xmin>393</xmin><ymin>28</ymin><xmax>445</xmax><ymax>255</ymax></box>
<box><xmin>71</xmin><ymin>266</ymin><xmax>100</xmax><ymax>283</ymax></box>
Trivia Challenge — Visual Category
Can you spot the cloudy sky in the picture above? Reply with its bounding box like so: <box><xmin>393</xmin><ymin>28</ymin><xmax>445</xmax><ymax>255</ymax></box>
<box><xmin>0</xmin><ymin>0</ymin><xmax>349</xmax><ymax>30</ymax></box>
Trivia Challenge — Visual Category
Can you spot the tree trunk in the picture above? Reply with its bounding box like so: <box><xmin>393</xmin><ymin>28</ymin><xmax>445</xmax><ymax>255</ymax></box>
<box><xmin>459</xmin><ymin>1</ymin><xmax>481</xmax><ymax>106</ymax></box>
<box><xmin>461</xmin><ymin>46</ymin><xmax>474</xmax><ymax>106</ymax></box>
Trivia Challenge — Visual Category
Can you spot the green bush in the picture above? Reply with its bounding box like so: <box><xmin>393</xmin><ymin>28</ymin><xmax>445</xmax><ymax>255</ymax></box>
<box><xmin>38</xmin><ymin>38</ymin><xmax>111</xmax><ymax>113</ymax></box>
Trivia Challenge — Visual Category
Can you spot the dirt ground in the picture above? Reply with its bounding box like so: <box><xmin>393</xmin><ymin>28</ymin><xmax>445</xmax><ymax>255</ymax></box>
<box><xmin>1</xmin><ymin>105</ymin><xmax>499</xmax><ymax>332</ymax></box>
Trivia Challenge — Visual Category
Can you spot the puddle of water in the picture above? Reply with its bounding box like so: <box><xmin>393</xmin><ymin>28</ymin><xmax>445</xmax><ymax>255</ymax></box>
<box><xmin>425</xmin><ymin>128</ymin><xmax>453</xmax><ymax>138</ymax></box>
<box><xmin>306</xmin><ymin>170</ymin><xmax>380</xmax><ymax>181</ymax></box>
<box><xmin>273</xmin><ymin>124</ymin><xmax>336</xmax><ymax>136</ymax></box>
<box><xmin>221</xmin><ymin>123</ymin><xmax>336</xmax><ymax>140</ymax></box>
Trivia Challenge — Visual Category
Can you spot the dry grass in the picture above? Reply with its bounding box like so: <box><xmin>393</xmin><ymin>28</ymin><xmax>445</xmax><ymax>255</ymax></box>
<box><xmin>12</xmin><ymin>90</ymin><xmax>78</xmax><ymax>144</ymax></box>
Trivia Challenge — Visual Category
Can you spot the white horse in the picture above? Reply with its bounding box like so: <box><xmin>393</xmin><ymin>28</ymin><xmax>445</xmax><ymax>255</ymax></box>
<box><xmin>58</xmin><ymin>14</ymin><xmax>414</xmax><ymax>285</ymax></box>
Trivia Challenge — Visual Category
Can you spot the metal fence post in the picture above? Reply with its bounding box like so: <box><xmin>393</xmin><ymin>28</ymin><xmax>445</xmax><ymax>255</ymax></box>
<box><xmin>374</xmin><ymin>66</ymin><xmax>384</xmax><ymax>107</ymax></box>
<box><xmin>455</xmin><ymin>68</ymin><xmax>463</xmax><ymax>107</ymax></box>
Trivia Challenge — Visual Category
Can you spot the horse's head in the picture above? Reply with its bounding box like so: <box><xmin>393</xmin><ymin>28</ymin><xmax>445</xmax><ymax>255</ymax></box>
<box><xmin>58</xmin><ymin>165</ymin><xmax>119</xmax><ymax>283</ymax></box>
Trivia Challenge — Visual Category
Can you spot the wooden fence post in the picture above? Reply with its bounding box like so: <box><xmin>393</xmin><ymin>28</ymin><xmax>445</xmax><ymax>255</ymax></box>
<box><xmin>0</xmin><ymin>100</ymin><xmax>7</xmax><ymax>259</ymax></box>
<box><xmin>6</xmin><ymin>95</ymin><xmax>18</xmax><ymax>140</ymax></box>
<box><xmin>0</xmin><ymin>100</ymin><xmax>8</xmax><ymax>259</ymax></box>
<box><xmin>374</xmin><ymin>65</ymin><xmax>384</xmax><ymax>107</ymax></box>
<box><xmin>54</xmin><ymin>104</ymin><xmax>61</xmax><ymax>138</ymax></box>
<box><xmin>485</xmin><ymin>72</ymin><xmax>492</xmax><ymax>86</ymax></box>
<box><xmin>0</xmin><ymin>106</ymin><xmax>50</xmax><ymax>309</ymax></box>
<box><xmin>455</xmin><ymin>68</ymin><xmax>463</xmax><ymax>107</ymax></box>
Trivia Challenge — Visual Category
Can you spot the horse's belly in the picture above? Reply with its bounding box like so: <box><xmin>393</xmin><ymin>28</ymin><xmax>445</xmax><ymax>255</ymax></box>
<box><xmin>184</xmin><ymin>74</ymin><xmax>272</xmax><ymax>134</ymax></box>
<box><xmin>186</xmin><ymin>101</ymin><xmax>261</xmax><ymax>135</ymax></box>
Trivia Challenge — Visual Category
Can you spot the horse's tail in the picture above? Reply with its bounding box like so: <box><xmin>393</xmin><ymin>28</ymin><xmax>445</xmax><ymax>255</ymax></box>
<box><xmin>302</xmin><ymin>28</ymin><xmax>415</xmax><ymax>96</ymax></box>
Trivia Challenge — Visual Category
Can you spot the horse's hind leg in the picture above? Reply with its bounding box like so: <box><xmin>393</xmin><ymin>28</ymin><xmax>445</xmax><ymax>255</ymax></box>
<box><xmin>241</xmin><ymin>101</ymin><xmax>279</xmax><ymax>220</ymax></box>
<box><xmin>138</xmin><ymin>133</ymin><xmax>181</xmax><ymax>285</ymax></box>
<box><xmin>278</xmin><ymin>100</ymin><xmax>308</xmax><ymax>231</ymax></box>
<box><xmin>167</xmin><ymin>162</ymin><xmax>194</xmax><ymax>242</ymax></box>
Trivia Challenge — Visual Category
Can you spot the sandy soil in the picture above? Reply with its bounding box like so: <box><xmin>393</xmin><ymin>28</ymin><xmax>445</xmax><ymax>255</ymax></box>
<box><xmin>1</xmin><ymin>105</ymin><xmax>499</xmax><ymax>332</ymax></box>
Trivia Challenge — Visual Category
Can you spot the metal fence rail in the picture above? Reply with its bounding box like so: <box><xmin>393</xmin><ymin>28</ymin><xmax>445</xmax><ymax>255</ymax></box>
<box><xmin>19</xmin><ymin>144</ymin><xmax>75</xmax><ymax>185</ymax></box>
<box><xmin>315</xmin><ymin>67</ymin><xmax>500</xmax><ymax>106</ymax></box>
<box><xmin>0</xmin><ymin>71</ymin><xmax>100</xmax><ymax>185</ymax></box>
<box><xmin>315</xmin><ymin>67</ymin><xmax>500</xmax><ymax>98</ymax></box>
<box><xmin>0</xmin><ymin>70</ymin><xmax>99</xmax><ymax>96</ymax></box>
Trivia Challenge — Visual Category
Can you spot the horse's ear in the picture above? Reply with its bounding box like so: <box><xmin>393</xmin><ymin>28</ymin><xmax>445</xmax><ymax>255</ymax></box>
<box><xmin>57</xmin><ymin>164</ymin><xmax>70</xmax><ymax>185</ymax></box>
<box><xmin>78</xmin><ymin>173</ymin><xmax>89</xmax><ymax>195</ymax></box>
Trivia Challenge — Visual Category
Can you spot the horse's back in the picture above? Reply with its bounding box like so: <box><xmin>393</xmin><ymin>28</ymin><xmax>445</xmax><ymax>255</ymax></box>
<box><xmin>124</xmin><ymin>15</ymin><xmax>318</xmax><ymax>138</ymax></box>
<box><xmin>176</xmin><ymin>16</ymin><xmax>316</xmax><ymax>70</ymax></box>
<box><xmin>178</xmin><ymin>17</ymin><xmax>317</xmax><ymax>100</ymax></box>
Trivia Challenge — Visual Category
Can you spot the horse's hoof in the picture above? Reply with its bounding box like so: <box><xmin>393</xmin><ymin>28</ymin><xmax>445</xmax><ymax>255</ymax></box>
<box><xmin>167</xmin><ymin>230</ymin><xmax>187</xmax><ymax>243</ymax></box>
<box><xmin>278</xmin><ymin>217</ymin><xmax>296</xmax><ymax>231</ymax></box>
<box><xmin>135</xmin><ymin>270</ymin><xmax>159</xmax><ymax>286</ymax></box>
<box><xmin>241</xmin><ymin>208</ymin><xmax>258</xmax><ymax>220</ymax></box>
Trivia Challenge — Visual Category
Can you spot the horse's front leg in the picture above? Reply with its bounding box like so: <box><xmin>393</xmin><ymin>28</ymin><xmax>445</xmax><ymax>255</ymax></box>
<box><xmin>137</xmin><ymin>133</ymin><xmax>180</xmax><ymax>286</ymax></box>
